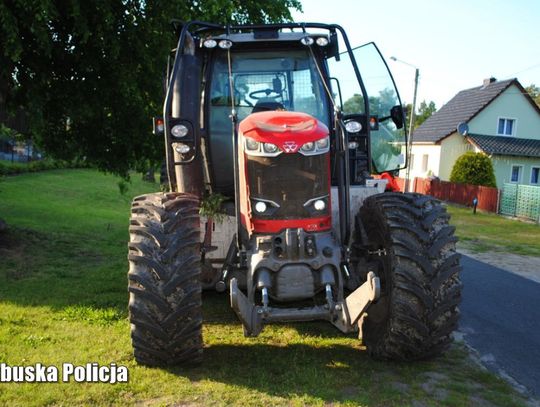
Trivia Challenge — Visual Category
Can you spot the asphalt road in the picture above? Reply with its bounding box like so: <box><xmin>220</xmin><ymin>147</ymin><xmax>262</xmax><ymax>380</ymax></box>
<box><xmin>460</xmin><ymin>255</ymin><xmax>540</xmax><ymax>397</ymax></box>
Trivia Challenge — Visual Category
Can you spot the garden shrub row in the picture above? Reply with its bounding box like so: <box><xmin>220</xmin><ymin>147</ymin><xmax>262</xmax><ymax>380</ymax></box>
<box><xmin>0</xmin><ymin>159</ymin><xmax>90</xmax><ymax>175</ymax></box>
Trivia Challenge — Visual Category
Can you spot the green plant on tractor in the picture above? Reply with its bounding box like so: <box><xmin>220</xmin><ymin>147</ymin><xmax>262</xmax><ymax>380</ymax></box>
<box><xmin>199</xmin><ymin>193</ymin><xmax>227</xmax><ymax>223</ymax></box>
<box><xmin>127</xmin><ymin>21</ymin><xmax>462</xmax><ymax>366</ymax></box>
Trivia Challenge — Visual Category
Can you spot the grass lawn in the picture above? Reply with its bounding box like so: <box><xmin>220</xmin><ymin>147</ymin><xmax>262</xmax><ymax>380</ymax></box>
<box><xmin>0</xmin><ymin>169</ymin><xmax>532</xmax><ymax>406</ymax></box>
<box><xmin>447</xmin><ymin>205</ymin><xmax>540</xmax><ymax>256</ymax></box>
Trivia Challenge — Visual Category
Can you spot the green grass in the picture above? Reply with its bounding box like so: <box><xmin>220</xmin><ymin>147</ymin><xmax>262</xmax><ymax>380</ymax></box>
<box><xmin>447</xmin><ymin>205</ymin><xmax>540</xmax><ymax>256</ymax></box>
<box><xmin>0</xmin><ymin>170</ymin><xmax>533</xmax><ymax>406</ymax></box>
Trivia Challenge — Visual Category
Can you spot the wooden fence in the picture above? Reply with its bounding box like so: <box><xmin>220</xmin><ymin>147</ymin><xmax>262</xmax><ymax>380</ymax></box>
<box><xmin>412</xmin><ymin>178</ymin><xmax>500</xmax><ymax>212</ymax></box>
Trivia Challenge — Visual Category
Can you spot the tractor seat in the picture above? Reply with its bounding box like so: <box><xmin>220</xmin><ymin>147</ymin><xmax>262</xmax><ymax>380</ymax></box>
<box><xmin>251</xmin><ymin>99</ymin><xmax>285</xmax><ymax>113</ymax></box>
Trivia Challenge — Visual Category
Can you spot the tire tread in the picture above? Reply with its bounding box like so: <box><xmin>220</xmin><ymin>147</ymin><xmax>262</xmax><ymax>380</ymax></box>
<box><xmin>128</xmin><ymin>192</ymin><xmax>203</xmax><ymax>366</ymax></box>
<box><xmin>359</xmin><ymin>192</ymin><xmax>462</xmax><ymax>361</ymax></box>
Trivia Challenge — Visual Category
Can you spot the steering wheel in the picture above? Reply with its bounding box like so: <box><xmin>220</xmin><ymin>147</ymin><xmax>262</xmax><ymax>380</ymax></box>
<box><xmin>249</xmin><ymin>89</ymin><xmax>281</xmax><ymax>100</ymax></box>
<box><xmin>236</xmin><ymin>95</ymin><xmax>253</xmax><ymax>107</ymax></box>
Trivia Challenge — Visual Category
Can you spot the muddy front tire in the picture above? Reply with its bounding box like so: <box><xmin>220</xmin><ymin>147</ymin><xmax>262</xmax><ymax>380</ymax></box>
<box><xmin>358</xmin><ymin>193</ymin><xmax>462</xmax><ymax>360</ymax></box>
<box><xmin>128</xmin><ymin>192</ymin><xmax>202</xmax><ymax>366</ymax></box>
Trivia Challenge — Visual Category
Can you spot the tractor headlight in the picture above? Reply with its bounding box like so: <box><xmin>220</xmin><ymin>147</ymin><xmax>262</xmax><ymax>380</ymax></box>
<box><xmin>203</xmin><ymin>39</ymin><xmax>217</xmax><ymax>48</ymax></box>
<box><xmin>345</xmin><ymin>120</ymin><xmax>362</xmax><ymax>133</ymax></box>
<box><xmin>218</xmin><ymin>39</ymin><xmax>233</xmax><ymax>49</ymax></box>
<box><xmin>263</xmin><ymin>143</ymin><xmax>278</xmax><ymax>154</ymax></box>
<box><xmin>171</xmin><ymin>124</ymin><xmax>189</xmax><ymax>138</ymax></box>
<box><xmin>300</xmin><ymin>36</ymin><xmax>314</xmax><ymax>46</ymax></box>
<box><xmin>246</xmin><ymin>138</ymin><xmax>260</xmax><ymax>151</ymax></box>
<box><xmin>255</xmin><ymin>201</ymin><xmax>267</xmax><ymax>213</ymax></box>
<box><xmin>303</xmin><ymin>195</ymin><xmax>329</xmax><ymax>213</ymax></box>
<box><xmin>316</xmin><ymin>37</ymin><xmax>329</xmax><ymax>46</ymax></box>
<box><xmin>244</xmin><ymin>137</ymin><xmax>282</xmax><ymax>157</ymax></box>
<box><xmin>313</xmin><ymin>199</ymin><xmax>326</xmax><ymax>211</ymax></box>
<box><xmin>174</xmin><ymin>143</ymin><xmax>191</xmax><ymax>154</ymax></box>
<box><xmin>300</xmin><ymin>141</ymin><xmax>315</xmax><ymax>153</ymax></box>
<box><xmin>316</xmin><ymin>137</ymin><xmax>329</xmax><ymax>149</ymax></box>
<box><xmin>299</xmin><ymin>136</ymin><xmax>330</xmax><ymax>156</ymax></box>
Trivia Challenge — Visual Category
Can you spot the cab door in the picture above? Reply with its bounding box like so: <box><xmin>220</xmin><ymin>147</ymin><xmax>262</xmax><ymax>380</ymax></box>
<box><xmin>328</xmin><ymin>42</ymin><xmax>407</xmax><ymax>174</ymax></box>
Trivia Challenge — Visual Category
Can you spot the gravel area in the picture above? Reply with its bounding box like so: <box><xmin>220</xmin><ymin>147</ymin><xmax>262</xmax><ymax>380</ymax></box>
<box><xmin>459</xmin><ymin>249</ymin><xmax>540</xmax><ymax>284</ymax></box>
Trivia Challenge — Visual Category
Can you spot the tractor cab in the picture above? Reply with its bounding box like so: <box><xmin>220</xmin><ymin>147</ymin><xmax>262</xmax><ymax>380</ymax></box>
<box><xmin>161</xmin><ymin>23</ymin><xmax>407</xmax><ymax>198</ymax></box>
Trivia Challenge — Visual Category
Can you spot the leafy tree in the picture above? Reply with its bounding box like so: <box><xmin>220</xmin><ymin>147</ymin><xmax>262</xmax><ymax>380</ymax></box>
<box><xmin>525</xmin><ymin>84</ymin><xmax>540</xmax><ymax>108</ymax></box>
<box><xmin>343</xmin><ymin>93</ymin><xmax>363</xmax><ymax>114</ymax></box>
<box><xmin>343</xmin><ymin>88</ymin><xmax>397</xmax><ymax>116</ymax></box>
<box><xmin>0</xmin><ymin>0</ymin><xmax>301</xmax><ymax>177</ymax></box>
<box><xmin>405</xmin><ymin>100</ymin><xmax>437</xmax><ymax>130</ymax></box>
<box><xmin>449</xmin><ymin>152</ymin><xmax>497</xmax><ymax>188</ymax></box>
<box><xmin>415</xmin><ymin>100</ymin><xmax>437</xmax><ymax>127</ymax></box>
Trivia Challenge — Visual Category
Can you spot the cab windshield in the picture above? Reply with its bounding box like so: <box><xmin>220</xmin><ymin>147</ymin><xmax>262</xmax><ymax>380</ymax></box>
<box><xmin>209</xmin><ymin>50</ymin><xmax>329</xmax><ymax>126</ymax></box>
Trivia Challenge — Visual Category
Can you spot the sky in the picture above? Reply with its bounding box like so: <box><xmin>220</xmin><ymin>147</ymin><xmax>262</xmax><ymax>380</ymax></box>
<box><xmin>291</xmin><ymin>0</ymin><xmax>540</xmax><ymax>109</ymax></box>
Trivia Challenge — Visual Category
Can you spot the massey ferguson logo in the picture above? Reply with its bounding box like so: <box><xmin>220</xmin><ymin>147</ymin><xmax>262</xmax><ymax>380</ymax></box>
<box><xmin>283</xmin><ymin>141</ymin><xmax>298</xmax><ymax>153</ymax></box>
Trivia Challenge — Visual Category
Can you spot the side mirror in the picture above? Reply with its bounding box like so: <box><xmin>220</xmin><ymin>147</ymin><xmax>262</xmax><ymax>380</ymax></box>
<box><xmin>273</xmin><ymin>77</ymin><xmax>283</xmax><ymax>93</ymax></box>
<box><xmin>390</xmin><ymin>105</ymin><xmax>404</xmax><ymax>129</ymax></box>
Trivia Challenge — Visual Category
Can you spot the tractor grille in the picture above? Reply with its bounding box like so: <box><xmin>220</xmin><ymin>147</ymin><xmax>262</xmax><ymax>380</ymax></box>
<box><xmin>246</xmin><ymin>153</ymin><xmax>329</xmax><ymax>219</ymax></box>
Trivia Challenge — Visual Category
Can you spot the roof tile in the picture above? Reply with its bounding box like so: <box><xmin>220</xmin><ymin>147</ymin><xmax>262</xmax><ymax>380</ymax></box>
<box><xmin>467</xmin><ymin>134</ymin><xmax>540</xmax><ymax>158</ymax></box>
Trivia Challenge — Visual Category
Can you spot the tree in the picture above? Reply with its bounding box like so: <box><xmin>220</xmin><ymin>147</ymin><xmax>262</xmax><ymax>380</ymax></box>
<box><xmin>343</xmin><ymin>88</ymin><xmax>397</xmax><ymax>116</ymax></box>
<box><xmin>415</xmin><ymin>100</ymin><xmax>437</xmax><ymax>127</ymax></box>
<box><xmin>0</xmin><ymin>0</ymin><xmax>301</xmax><ymax>177</ymax></box>
<box><xmin>343</xmin><ymin>94</ymin><xmax>363</xmax><ymax>114</ymax></box>
<box><xmin>405</xmin><ymin>100</ymin><xmax>437</xmax><ymax>130</ymax></box>
<box><xmin>449</xmin><ymin>152</ymin><xmax>497</xmax><ymax>188</ymax></box>
<box><xmin>525</xmin><ymin>84</ymin><xmax>540</xmax><ymax>108</ymax></box>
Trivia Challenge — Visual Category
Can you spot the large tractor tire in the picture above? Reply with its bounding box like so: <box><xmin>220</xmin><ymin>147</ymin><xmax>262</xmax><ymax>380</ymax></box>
<box><xmin>358</xmin><ymin>193</ymin><xmax>462</xmax><ymax>360</ymax></box>
<box><xmin>128</xmin><ymin>192</ymin><xmax>203</xmax><ymax>366</ymax></box>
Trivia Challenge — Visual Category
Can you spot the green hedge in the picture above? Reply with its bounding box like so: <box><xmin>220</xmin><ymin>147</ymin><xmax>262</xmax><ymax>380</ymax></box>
<box><xmin>449</xmin><ymin>152</ymin><xmax>497</xmax><ymax>188</ymax></box>
<box><xmin>0</xmin><ymin>159</ymin><xmax>90</xmax><ymax>176</ymax></box>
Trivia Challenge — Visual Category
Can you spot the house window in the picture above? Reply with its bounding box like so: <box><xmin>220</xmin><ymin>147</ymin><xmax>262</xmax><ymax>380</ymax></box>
<box><xmin>531</xmin><ymin>167</ymin><xmax>540</xmax><ymax>185</ymax></box>
<box><xmin>510</xmin><ymin>165</ymin><xmax>523</xmax><ymax>183</ymax></box>
<box><xmin>498</xmin><ymin>118</ymin><xmax>515</xmax><ymax>136</ymax></box>
<box><xmin>422</xmin><ymin>154</ymin><xmax>429</xmax><ymax>172</ymax></box>
<box><xmin>410</xmin><ymin>154</ymin><xmax>415</xmax><ymax>170</ymax></box>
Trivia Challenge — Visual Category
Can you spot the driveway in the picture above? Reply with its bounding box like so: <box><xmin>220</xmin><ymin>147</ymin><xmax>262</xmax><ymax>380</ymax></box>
<box><xmin>459</xmin><ymin>255</ymin><xmax>540</xmax><ymax>397</ymax></box>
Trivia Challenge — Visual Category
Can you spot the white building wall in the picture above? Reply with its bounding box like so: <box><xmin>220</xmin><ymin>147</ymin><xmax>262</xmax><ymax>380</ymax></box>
<box><xmin>407</xmin><ymin>143</ymin><xmax>441</xmax><ymax>179</ymax></box>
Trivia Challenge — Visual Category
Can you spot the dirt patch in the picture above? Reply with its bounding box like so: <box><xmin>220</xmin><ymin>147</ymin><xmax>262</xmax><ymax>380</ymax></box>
<box><xmin>0</xmin><ymin>228</ymin><xmax>41</xmax><ymax>280</ymax></box>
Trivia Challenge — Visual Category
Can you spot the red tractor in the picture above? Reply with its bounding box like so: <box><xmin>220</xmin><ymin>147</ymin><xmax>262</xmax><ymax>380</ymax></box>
<box><xmin>128</xmin><ymin>21</ymin><xmax>462</xmax><ymax>366</ymax></box>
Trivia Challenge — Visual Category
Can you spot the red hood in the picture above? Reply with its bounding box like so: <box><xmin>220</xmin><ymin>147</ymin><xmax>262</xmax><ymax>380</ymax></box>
<box><xmin>239</xmin><ymin>111</ymin><xmax>329</xmax><ymax>154</ymax></box>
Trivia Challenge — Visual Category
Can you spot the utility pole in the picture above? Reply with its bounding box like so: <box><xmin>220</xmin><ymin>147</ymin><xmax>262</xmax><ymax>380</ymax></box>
<box><xmin>390</xmin><ymin>57</ymin><xmax>419</xmax><ymax>193</ymax></box>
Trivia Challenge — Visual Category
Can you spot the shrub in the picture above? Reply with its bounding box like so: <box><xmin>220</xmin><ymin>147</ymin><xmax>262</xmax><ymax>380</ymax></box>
<box><xmin>0</xmin><ymin>159</ymin><xmax>89</xmax><ymax>175</ymax></box>
<box><xmin>450</xmin><ymin>152</ymin><xmax>497</xmax><ymax>187</ymax></box>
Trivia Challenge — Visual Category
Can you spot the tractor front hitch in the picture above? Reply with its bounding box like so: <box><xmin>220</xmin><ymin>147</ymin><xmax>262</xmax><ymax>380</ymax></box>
<box><xmin>229</xmin><ymin>271</ymin><xmax>380</xmax><ymax>336</ymax></box>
